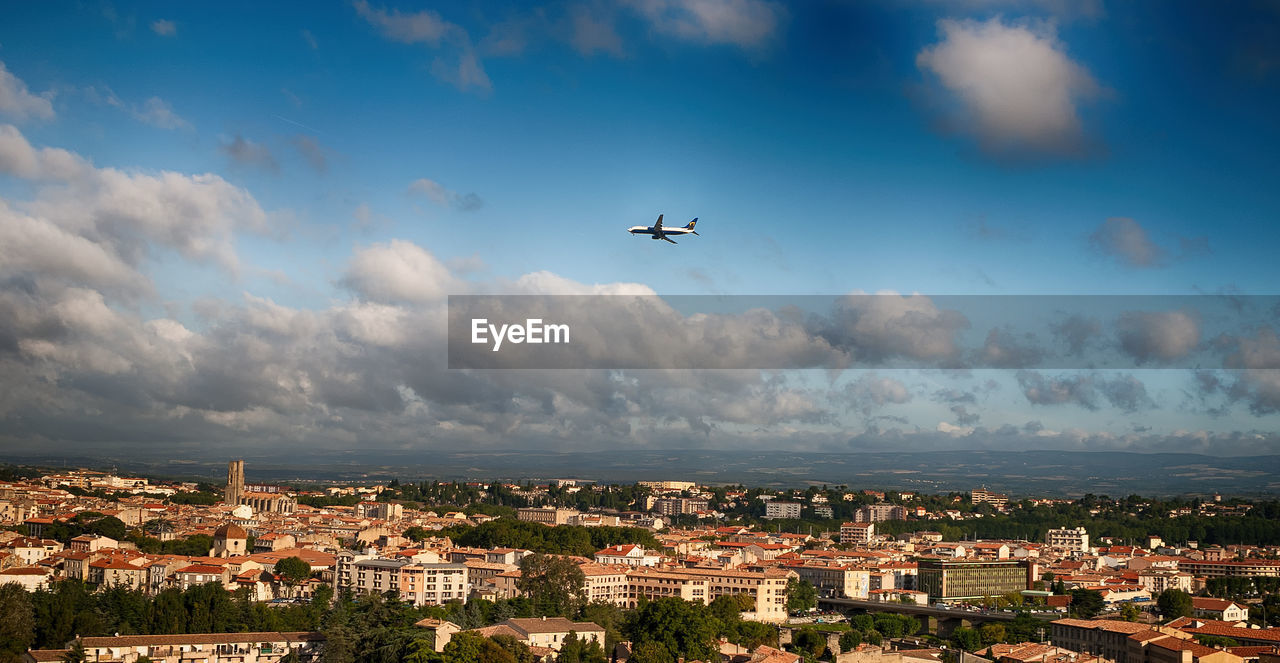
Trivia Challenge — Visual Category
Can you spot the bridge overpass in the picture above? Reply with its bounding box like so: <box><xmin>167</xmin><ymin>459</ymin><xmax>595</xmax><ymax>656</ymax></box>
<box><xmin>816</xmin><ymin>597</ymin><xmax>1057</xmax><ymax>636</ymax></box>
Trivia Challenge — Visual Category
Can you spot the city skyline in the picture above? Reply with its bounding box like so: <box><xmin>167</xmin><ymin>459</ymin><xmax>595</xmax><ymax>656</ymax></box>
<box><xmin>2</xmin><ymin>2</ymin><xmax>1280</xmax><ymax>459</ymax></box>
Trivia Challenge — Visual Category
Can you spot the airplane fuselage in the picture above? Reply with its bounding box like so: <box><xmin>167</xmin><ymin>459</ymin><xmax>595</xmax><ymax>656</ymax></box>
<box><xmin>628</xmin><ymin>226</ymin><xmax>697</xmax><ymax>238</ymax></box>
<box><xmin>628</xmin><ymin>215</ymin><xmax>699</xmax><ymax>243</ymax></box>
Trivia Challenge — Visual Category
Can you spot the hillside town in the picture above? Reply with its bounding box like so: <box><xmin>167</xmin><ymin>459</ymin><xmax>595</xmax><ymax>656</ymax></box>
<box><xmin>2</xmin><ymin>463</ymin><xmax>1280</xmax><ymax>663</ymax></box>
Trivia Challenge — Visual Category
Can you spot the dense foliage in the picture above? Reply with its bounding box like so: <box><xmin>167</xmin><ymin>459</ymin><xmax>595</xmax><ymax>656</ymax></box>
<box><xmin>439</xmin><ymin>520</ymin><xmax>660</xmax><ymax>557</ymax></box>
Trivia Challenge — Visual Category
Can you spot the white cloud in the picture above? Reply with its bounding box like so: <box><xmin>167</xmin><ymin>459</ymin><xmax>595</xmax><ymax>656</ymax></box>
<box><xmin>340</xmin><ymin>240</ymin><xmax>459</xmax><ymax>304</ymax></box>
<box><xmin>1089</xmin><ymin>217</ymin><xmax>1162</xmax><ymax>267</ymax></box>
<box><xmin>571</xmin><ymin>6</ymin><xmax>625</xmax><ymax>57</ymax></box>
<box><xmin>150</xmin><ymin>19</ymin><xmax>177</xmax><ymax>36</ymax></box>
<box><xmin>628</xmin><ymin>0</ymin><xmax>785</xmax><ymax>49</ymax></box>
<box><xmin>430</xmin><ymin>51</ymin><xmax>493</xmax><ymax>93</ymax></box>
<box><xmin>408</xmin><ymin>177</ymin><xmax>484</xmax><ymax>211</ymax></box>
<box><xmin>87</xmin><ymin>87</ymin><xmax>190</xmax><ymax>130</ymax></box>
<box><xmin>353</xmin><ymin>0</ymin><xmax>452</xmax><ymax>44</ymax></box>
<box><xmin>0</xmin><ymin>124</ymin><xmax>90</xmax><ymax>180</ymax></box>
<box><xmin>916</xmin><ymin>17</ymin><xmax>1102</xmax><ymax>157</ymax></box>
<box><xmin>0</xmin><ymin>61</ymin><xmax>55</xmax><ymax>122</ymax></box>
<box><xmin>354</xmin><ymin>1</ymin><xmax>491</xmax><ymax>94</ymax></box>
<box><xmin>1116</xmin><ymin>310</ymin><xmax>1200</xmax><ymax>363</ymax></box>
<box><xmin>220</xmin><ymin>134</ymin><xmax>277</xmax><ymax>171</ymax></box>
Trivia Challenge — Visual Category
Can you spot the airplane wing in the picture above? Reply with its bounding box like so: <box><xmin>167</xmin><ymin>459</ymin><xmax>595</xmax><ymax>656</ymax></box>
<box><xmin>654</xmin><ymin>214</ymin><xmax>663</xmax><ymax>231</ymax></box>
<box><xmin>661</xmin><ymin>235</ymin><xmax>678</xmax><ymax>244</ymax></box>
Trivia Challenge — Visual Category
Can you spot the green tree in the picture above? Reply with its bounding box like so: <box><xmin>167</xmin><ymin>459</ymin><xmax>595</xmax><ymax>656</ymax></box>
<box><xmin>792</xmin><ymin>629</ymin><xmax>826</xmax><ymax>661</ymax></box>
<box><xmin>321</xmin><ymin>624</ymin><xmax>356</xmax><ymax>663</ymax></box>
<box><xmin>624</xmin><ymin>597</ymin><xmax>718</xmax><ymax>663</ymax></box>
<box><xmin>978</xmin><ymin>623</ymin><xmax>1006</xmax><ymax>646</ymax></box>
<box><xmin>578</xmin><ymin>601</ymin><xmax>626</xmax><ymax>648</ymax></box>
<box><xmin>61</xmin><ymin>639</ymin><xmax>86</xmax><ymax>663</ymax></box>
<box><xmin>1120</xmin><ymin>603</ymin><xmax>1141</xmax><ymax>622</ymax></box>
<box><xmin>786</xmin><ymin>579</ymin><xmax>818</xmax><ymax>613</ymax></box>
<box><xmin>444</xmin><ymin>632</ymin><xmax>518</xmax><ymax>663</ymax></box>
<box><xmin>1068</xmin><ymin>589</ymin><xmax>1105</xmax><ymax>618</ymax></box>
<box><xmin>0</xmin><ymin>583</ymin><xmax>36</xmax><ymax>663</ymax></box>
<box><xmin>517</xmin><ymin>554</ymin><xmax>587</xmax><ymax>618</ymax></box>
<box><xmin>559</xmin><ymin>631</ymin><xmax>607</xmax><ymax>663</ymax></box>
<box><xmin>951</xmin><ymin>627</ymin><xmax>982</xmax><ymax>652</ymax></box>
<box><xmin>838</xmin><ymin>630</ymin><xmax>862</xmax><ymax>653</ymax></box>
<box><xmin>490</xmin><ymin>634</ymin><xmax>535</xmax><ymax>663</ymax></box>
<box><xmin>1157</xmin><ymin>589</ymin><xmax>1193</xmax><ymax>620</ymax></box>
<box><xmin>276</xmin><ymin>557</ymin><xmax>312</xmax><ymax>593</ymax></box>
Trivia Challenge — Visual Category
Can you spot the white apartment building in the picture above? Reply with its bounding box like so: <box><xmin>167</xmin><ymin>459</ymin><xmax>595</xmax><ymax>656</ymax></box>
<box><xmin>841</xmin><ymin>522</ymin><xmax>875</xmax><ymax>545</ymax></box>
<box><xmin>1046</xmin><ymin>526</ymin><xmax>1090</xmax><ymax>553</ymax></box>
<box><xmin>400</xmin><ymin>562</ymin><xmax>470</xmax><ymax>606</ymax></box>
<box><xmin>764</xmin><ymin>502</ymin><xmax>802</xmax><ymax>520</ymax></box>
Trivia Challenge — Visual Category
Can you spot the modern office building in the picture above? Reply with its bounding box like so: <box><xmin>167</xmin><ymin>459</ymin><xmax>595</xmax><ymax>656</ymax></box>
<box><xmin>916</xmin><ymin>559</ymin><xmax>1030</xmax><ymax>601</ymax></box>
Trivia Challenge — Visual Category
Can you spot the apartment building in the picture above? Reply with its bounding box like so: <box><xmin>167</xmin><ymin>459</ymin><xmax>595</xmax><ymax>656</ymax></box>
<box><xmin>841</xmin><ymin>522</ymin><xmax>875</xmax><ymax>545</ymax></box>
<box><xmin>626</xmin><ymin>567</ymin><xmax>710</xmax><ymax>605</ymax></box>
<box><xmin>1046</xmin><ymin>527</ymin><xmax>1091</xmax><ymax>553</ymax></box>
<box><xmin>652</xmin><ymin>497</ymin><xmax>709</xmax><ymax>516</ymax></box>
<box><xmin>785</xmin><ymin>562</ymin><xmax>870</xmax><ymax>599</ymax></box>
<box><xmin>669</xmin><ymin>566</ymin><xmax>795</xmax><ymax>622</ymax></box>
<box><xmin>1179</xmin><ymin>559</ymin><xmax>1280</xmax><ymax>578</ymax></box>
<box><xmin>764</xmin><ymin>502</ymin><xmax>802</xmax><ymax>520</ymax></box>
<box><xmin>1050</xmin><ymin>618</ymin><xmax>1173</xmax><ymax>663</ymax></box>
<box><xmin>854</xmin><ymin>504</ymin><xmax>907</xmax><ymax>523</ymax></box>
<box><xmin>399</xmin><ymin>563</ymin><xmax>469</xmax><ymax>606</ymax></box>
<box><xmin>351</xmin><ymin>558</ymin><xmax>406</xmax><ymax>595</ymax></box>
<box><xmin>516</xmin><ymin>508</ymin><xmax>579</xmax><ymax>525</ymax></box>
<box><xmin>580</xmin><ymin>563</ymin><xmax>631</xmax><ymax>606</ymax></box>
<box><xmin>972</xmin><ymin>489</ymin><xmax>1010</xmax><ymax>507</ymax></box>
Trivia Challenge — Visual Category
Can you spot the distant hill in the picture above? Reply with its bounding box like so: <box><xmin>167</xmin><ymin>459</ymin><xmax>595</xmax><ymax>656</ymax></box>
<box><xmin>3</xmin><ymin>448</ymin><xmax>1278</xmax><ymax>497</ymax></box>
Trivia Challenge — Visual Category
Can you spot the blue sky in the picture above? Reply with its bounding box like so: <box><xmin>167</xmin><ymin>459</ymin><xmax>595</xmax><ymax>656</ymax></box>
<box><xmin>2</xmin><ymin>1</ymin><xmax>1279</xmax><ymax>460</ymax></box>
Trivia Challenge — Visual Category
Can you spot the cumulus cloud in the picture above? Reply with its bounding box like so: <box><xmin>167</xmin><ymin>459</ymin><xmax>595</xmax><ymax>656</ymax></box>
<box><xmin>0</xmin><ymin>126</ymin><xmax>1265</xmax><ymax>456</ymax></box>
<box><xmin>150</xmin><ymin>19</ymin><xmax>176</xmax><ymax>36</ymax></box>
<box><xmin>626</xmin><ymin>0</ymin><xmax>786</xmax><ymax>49</ymax></box>
<box><xmin>844</xmin><ymin>373</ymin><xmax>913</xmax><ymax>414</ymax></box>
<box><xmin>978</xmin><ymin>327</ymin><xmax>1044</xmax><ymax>368</ymax></box>
<box><xmin>0</xmin><ymin>124</ymin><xmax>90</xmax><ymax>180</ymax></box>
<box><xmin>1116</xmin><ymin>310</ymin><xmax>1200</xmax><ymax>364</ymax></box>
<box><xmin>408</xmin><ymin>177</ymin><xmax>484</xmax><ymax>211</ymax></box>
<box><xmin>0</xmin><ymin>61</ymin><xmax>55</xmax><ymax>122</ymax></box>
<box><xmin>220</xmin><ymin>134</ymin><xmax>277</xmax><ymax>172</ymax></box>
<box><xmin>916</xmin><ymin>17</ymin><xmax>1102</xmax><ymax>157</ymax></box>
<box><xmin>1051</xmin><ymin>313</ymin><xmax>1100</xmax><ymax>356</ymax></box>
<box><xmin>354</xmin><ymin>1</ymin><xmax>452</xmax><ymax>43</ymax></box>
<box><xmin>812</xmin><ymin>293</ymin><xmax>969</xmax><ymax>364</ymax></box>
<box><xmin>1017</xmin><ymin>370</ymin><xmax>1154</xmax><ymax>411</ymax></box>
<box><xmin>571</xmin><ymin>5</ymin><xmax>625</xmax><ymax>57</ymax></box>
<box><xmin>1018</xmin><ymin>370</ymin><xmax>1099</xmax><ymax>409</ymax></box>
<box><xmin>1089</xmin><ymin>217</ymin><xmax>1163</xmax><ymax>267</ymax></box>
<box><xmin>1097</xmin><ymin>374</ymin><xmax>1151</xmax><ymax>413</ymax></box>
<box><xmin>339</xmin><ymin>240</ymin><xmax>459</xmax><ymax>304</ymax></box>
<box><xmin>354</xmin><ymin>1</ymin><xmax>491</xmax><ymax>93</ymax></box>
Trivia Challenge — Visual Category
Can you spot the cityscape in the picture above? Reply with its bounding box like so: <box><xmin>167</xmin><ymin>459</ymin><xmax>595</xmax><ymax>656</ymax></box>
<box><xmin>2</xmin><ymin>461</ymin><xmax>1280</xmax><ymax>663</ymax></box>
<box><xmin>4</xmin><ymin>2</ymin><xmax>1280</xmax><ymax>663</ymax></box>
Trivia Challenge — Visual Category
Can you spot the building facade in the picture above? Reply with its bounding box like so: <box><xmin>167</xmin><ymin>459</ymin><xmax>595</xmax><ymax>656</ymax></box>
<box><xmin>916</xmin><ymin>559</ymin><xmax>1030</xmax><ymax>601</ymax></box>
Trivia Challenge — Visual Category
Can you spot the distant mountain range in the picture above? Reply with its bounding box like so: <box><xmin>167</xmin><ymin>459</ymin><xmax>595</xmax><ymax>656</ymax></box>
<box><xmin>3</xmin><ymin>448</ymin><xmax>1279</xmax><ymax>497</ymax></box>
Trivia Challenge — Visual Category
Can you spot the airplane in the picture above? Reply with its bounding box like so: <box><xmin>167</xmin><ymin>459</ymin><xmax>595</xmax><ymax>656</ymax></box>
<box><xmin>628</xmin><ymin>214</ymin><xmax>699</xmax><ymax>244</ymax></box>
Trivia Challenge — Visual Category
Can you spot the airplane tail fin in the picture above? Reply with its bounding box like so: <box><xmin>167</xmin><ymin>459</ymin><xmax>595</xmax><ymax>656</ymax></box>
<box><xmin>686</xmin><ymin>218</ymin><xmax>699</xmax><ymax>235</ymax></box>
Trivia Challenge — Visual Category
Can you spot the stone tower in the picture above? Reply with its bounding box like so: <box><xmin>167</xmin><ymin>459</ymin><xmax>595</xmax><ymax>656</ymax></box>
<box><xmin>225</xmin><ymin>459</ymin><xmax>245</xmax><ymax>506</ymax></box>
